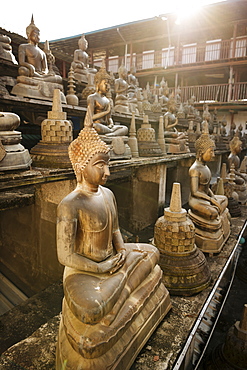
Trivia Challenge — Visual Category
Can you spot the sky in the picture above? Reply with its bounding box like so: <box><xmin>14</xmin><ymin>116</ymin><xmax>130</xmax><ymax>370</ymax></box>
<box><xmin>1</xmin><ymin>0</ymin><xmax>226</xmax><ymax>42</ymax></box>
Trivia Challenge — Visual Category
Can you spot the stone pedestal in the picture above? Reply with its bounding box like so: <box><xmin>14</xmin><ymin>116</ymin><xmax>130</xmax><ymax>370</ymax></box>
<box><xmin>188</xmin><ymin>208</ymin><xmax>231</xmax><ymax>254</ymax></box>
<box><xmin>31</xmin><ymin>89</ymin><xmax>73</xmax><ymax>168</ymax></box>
<box><xmin>0</xmin><ymin>112</ymin><xmax>32</xmax><ymax>171</ymax></box>
<box><xmin>154</xmin><ymin>182</ymin><xmax>211</xmax><ymax>295</ymax></box>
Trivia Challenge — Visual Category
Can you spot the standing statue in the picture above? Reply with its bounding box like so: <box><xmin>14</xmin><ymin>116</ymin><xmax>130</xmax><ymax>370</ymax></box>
<box><xmin>11</xmin><ymin>15</ymin><xmax>66</xmax><ymax>102</ymax></box>
<box><xmin>71</xmin><ymin>34</ymin><xmax>97</xmax><ymax>84</ymax></box>
<box><xmin>188</xmin><ymin>123</ymin><xmax>231</xmax><ymax>253</ymax></box>
<box><xmin>114</xmin><ymin>63</ymin><xmax>130</xmax><ymax>114</ymax></box>
<box><xmin>56</xmin><ymin>111</ymin><xmax>171</xmax><ymax>369</ymax></box>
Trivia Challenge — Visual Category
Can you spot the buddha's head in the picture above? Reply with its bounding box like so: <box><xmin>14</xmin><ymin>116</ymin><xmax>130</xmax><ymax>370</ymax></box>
<box><xmin>195</xmin><ymin>123</ymin><xmax>215</xmax><ymax>162</ymax></box>
<box><xmin>69</xmin><ymin>111</ymin><xmax>109</xmax><ymax>182</ymax></box>
<box><xmin>167</xmin><ymin>93</ymin><xmax>176</xmax><ymax>113</ymax></box>
<box><xmin>230</xmin><ymin>136</ymin><xmax>242</xmax><ymax>155</ymax></box>
<box><xmin>78</xmin><ymin>34</ymin><xmax>88</xmax><ymax>51</ymax></box>
<box><xmin>26</xmin><ymin>15</ymin><xmax>40</xmax><ymax>43</ymax></box>
<box><xmin>118</xmin><ymin>64</ymin><xmax>127</xmax><ymax>79</ymax></box>
<box><xmin>94</xmin><ymin>62</ymin><xmax>111</xmax><ymax>94</ymax></box>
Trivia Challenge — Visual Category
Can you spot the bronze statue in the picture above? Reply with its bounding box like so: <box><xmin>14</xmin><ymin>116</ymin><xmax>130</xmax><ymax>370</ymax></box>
<box><xmin>56</xmin><ymin>111</ymin><xmax>171</xmax><ymax>369</ymax></box>
<box><xmin>11</xmin><ymin>16</ymin><xmax>66</xmax><ymax>102</ymax></box>
<box><xmin>188</xmin><ymin>124</ymin><xmax>231</xmax><ymax>253</ymax></box>
<box><xmin>71</xmin><ymin>34</ymin><xmax>97</xmax><ymax>84</ymax></box>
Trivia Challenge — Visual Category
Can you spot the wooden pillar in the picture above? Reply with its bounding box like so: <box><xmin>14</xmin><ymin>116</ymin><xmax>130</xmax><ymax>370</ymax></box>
<box><xmin>232</xmin><ymin>23</ymin><xmax>238</xmax><ymax>58</ymax></box>
<box><xmin>228</xmin><ymin>66</ymin><xmax>234</xmax><ymax>102</ymax></box>
<box><xmin>129</xmin><ymin>42</ymin><xmax>133</xmax><ymax>68</ymax></box>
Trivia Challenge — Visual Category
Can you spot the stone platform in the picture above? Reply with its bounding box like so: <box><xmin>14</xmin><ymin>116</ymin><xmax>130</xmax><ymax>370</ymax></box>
<box><xmin>0</xmin><ymin>207</ymin><xmax>246</xmax><ymax>370</ymax></box>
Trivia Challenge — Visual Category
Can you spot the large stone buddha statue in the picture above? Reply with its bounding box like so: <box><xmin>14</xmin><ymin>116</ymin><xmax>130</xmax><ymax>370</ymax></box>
<box><xmin>56</xmin><ymin>111</ymin><xmax>171</xmax><ymax>369</ymax></box>
<box><xmin>71</xmin><ymin>34</ymin><xmax>97</xmax><ymax>84</ymax></box>
<box><xmin>188</xmin><ymin>124</ymin><xmax>231</xmax><ymax>253</ymax></box>
<box><xmin>11</xmin><ymin>16</ymin><xmax>66</xmax><ymax>102</ymax></box>
<box><xmin>87</xmin><ymin>62</ymin><xmax>131</xmax><ymax>159</ymax></box>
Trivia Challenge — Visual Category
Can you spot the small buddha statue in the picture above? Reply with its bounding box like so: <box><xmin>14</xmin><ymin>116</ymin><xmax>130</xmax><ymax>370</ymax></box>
<box><xmin>11</xmin><ymin>16</ymin><xmax>66</xmax><ymax>102</ymax></box>
<box><xmin>188</xmin><ymin>123</ymin><xmax>231</xmax><ymax>253</ymax></box>
<box><xmin>87</xmin><ymin>62</ymin><xmax>130</xmax><ymax>159</ymax></box>
<box><xmin>114</xmin><ymin>63</ymin><xmax>130</xmax><ymax>114</ymax></box>
<box><xmin>56</xmin><ymin>112</ymin><xmax>171</xmax><ymax>369</ymax></box>
<box><xmin>163</xmin><ymin>94</ymin><xmax>189</xmax><ymax>154</ymax></box>
<box><xmin>71</xmin><ymin>34</ymin><xmax>97</xmax><ymax>84</ymax></box>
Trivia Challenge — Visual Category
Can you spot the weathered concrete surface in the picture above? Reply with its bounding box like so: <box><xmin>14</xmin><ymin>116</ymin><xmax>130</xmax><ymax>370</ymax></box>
<box><xmin>0</xmin><ymin>281</ymin><xmax>63</xmax><ymax>355</ymax></box>
<box><xmin>0</xmin><ymin>209</ymin><xmax>246</xmax><ymax>370</ymax></box>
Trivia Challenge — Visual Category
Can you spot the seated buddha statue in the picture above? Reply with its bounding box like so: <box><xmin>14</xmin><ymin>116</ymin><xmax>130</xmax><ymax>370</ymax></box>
<box><xmin>228</xmin><ymin>136</ymin><xmax>247</xmax><ymax>204</ymax></box>
<box><xmin>56</xmin><ymin>112</ymin><xmax>171</xmax><ymax>369</ymax></box>
<box><xmin>71</xmin><ymin>34</ymin><xmax>97</xmax><ymax>84</ymax></box>
<box><xmin>163</xmin><ymin>94</ymin><xmax>189</xmax><ymax>154</ymax></box>
<box><xmin>188</xmin><ymin>124</ymin><xmax>231</xmax><ymax>253</ymax></box>
<box><xmin>11</xmin><ymin>16</ymin><xmax>66</xmax><ymax>102</ymax></box>
<box><xmin>87</xmin><ymin>63</ymin><xmax>130</xmax><ymax>159</ymax></box>
<box><xmin>114</xmin><ymin>63</ymin><xmax>130</xmax><ymax>114</ymax></box>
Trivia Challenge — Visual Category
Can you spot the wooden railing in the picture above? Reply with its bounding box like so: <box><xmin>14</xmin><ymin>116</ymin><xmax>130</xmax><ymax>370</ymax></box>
<box><xmin>169</xmin><ymin>82</ymin><xmax>247</xmax><ymax>103</ymax></box>
<box><xmin>94</xmin><ymin>36</ymin><xmax>247</xmax><ymax>73</ymax></box>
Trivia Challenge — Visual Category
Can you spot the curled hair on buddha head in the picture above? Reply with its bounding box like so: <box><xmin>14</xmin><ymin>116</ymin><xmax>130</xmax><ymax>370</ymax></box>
<box><xmin>26</xmin><ymin>15</ymin><xmax>39</xmax><ymax>38</ymax></box>
<box><xmin>195</xmin><ymin>120</ymin><xmax>215</xmax><ymax>157</ymax></box>
<box><xmin>94</xmin><ymin>59</ymin><xmax>111</xmax><ymax>86</ymax></box>
<box><xmin>68</xmin><ymin>109</ymin><xmax>110</xmax><ymax>180</ymax></box>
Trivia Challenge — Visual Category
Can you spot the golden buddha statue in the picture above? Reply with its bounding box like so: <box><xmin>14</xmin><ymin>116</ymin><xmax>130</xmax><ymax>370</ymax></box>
<box><xmin>71</xmin><ymin>34</ymin><xmax>97</xmax><ymax>84</ymax></box>
<box><xmin>114</xmin><ymin>63</ymin><xmax>130</xmax><ymax>114</ymax></box>
<box><xmin>188</xmin><ymin>124</ymin><xmax>231</xmax><ymax>253</ymax></box>
<box><xmin>56</xmin><ymin>111</ymin><xmax>171</xmax><ymax>369</ymax></box>
<box><xmin>11</xmin><ymin>16</ymin><xmax>66</xmax><ymax>102</ymax></box>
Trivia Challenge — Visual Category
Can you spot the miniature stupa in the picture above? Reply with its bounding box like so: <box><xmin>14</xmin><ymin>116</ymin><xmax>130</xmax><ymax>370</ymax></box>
<box><xmin>137</xmin><ymin>114</ymin><xmax>162</xmax><ymax>157</ymax></box>
<box><xmin>154</xmin><ymin>182</ymin><xmax>211</xmax><ymax>295</ymax></box>
<box><xmin>31</xmin><ymin>89</ymin><xmax>73</xmax><ymax>168</ymax></box>
<box><xmin>0</xmin><ymin>112</ymin><xmax>32</xmax><ymax>171</ymax></box>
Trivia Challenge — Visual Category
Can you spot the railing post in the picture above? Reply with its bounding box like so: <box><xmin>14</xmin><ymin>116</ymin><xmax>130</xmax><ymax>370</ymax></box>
<box><xmin>228</xmin><ymin>66</ymin><xmax>234</xmax><ymax>102</ymax></box>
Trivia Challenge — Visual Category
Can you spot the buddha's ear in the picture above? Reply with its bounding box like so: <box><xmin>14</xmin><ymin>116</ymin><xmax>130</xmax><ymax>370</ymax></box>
<box><xmin>74</xmin><ymin>163</ymin><xmax>83</xmax><ymax>183</ymax></box>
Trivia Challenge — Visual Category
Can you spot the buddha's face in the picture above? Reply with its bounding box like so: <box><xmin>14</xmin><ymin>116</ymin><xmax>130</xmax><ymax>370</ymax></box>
<box><xmin>29</xmin><ymin>29</ymin><xmax>40</xmax><ymax>44</ymax></box>
<box><xmin>83</xmin><ymin>152</ymin><xmax>110</xmax><ymax>186</ymax></box>
<box><xmin>202</xmin><ymin>147</ymin><xmax>215</xmax><ymax>162</ymax></box>
<box><xmin>98</xmin><ymin>79</ymin><xmax>109</xmax><ymax>94</ymax></box>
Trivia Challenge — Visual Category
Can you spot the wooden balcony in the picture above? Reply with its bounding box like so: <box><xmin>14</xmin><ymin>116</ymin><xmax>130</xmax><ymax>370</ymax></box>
<box><xmin>95</xmin><ymin>36</ymin><xmax>247</xmax><ymax>75</ymax></box>
<box><xmin>170</xmin><ymin>82</ymin><xmax>247</xmax><ymax>104</ymax></box>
